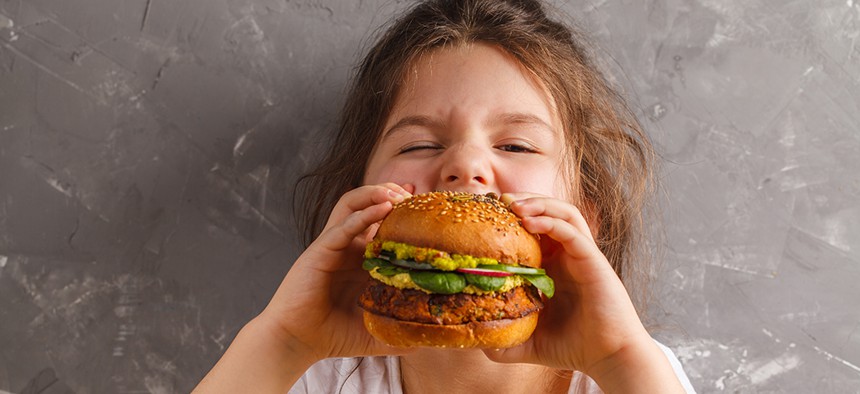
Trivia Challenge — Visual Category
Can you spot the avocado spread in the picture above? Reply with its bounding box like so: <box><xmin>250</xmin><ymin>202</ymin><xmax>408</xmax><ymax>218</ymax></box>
<box><xmin>368</xmin><ymin>267</ymin><xmax>524</xmax><ymax>295</ymax></box>
<box><xmin>365</xmin><ymin>240</ymin><xmax>498</xmax><ymax>271</ymax></box>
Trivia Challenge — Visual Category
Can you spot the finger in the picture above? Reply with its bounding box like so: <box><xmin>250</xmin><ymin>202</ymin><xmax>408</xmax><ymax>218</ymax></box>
<box><xmin>521</xmin><ymin>216</ymin><xmax>619</xmax><ymax>285</ymax></box>
<box><xmin>339</xmin><ymin>183</ymin><xmax>408</xmax><ymax>213</ymax></box>
<box><xmin>318</xmin><ymin>201</ymin><xmax>394</xmax><ymax>254</ymax></box>
<box><xmin>499</xmin><ymin>192</ymin><xmax>545</xmax><ymax>207</ymax></box>
<box><xmin>383</xmin><ymin>182</ymin><xmax>413</xmax><ymax>199</ymax></box>
<box><xmin>506</xmin><ymin>196</ymin><xmax>595</xmax><ymax>243</ymax></box>
<box><xmin>325</xmin><ymin>184</ymin><xmax>409</xmax><ymax>231</ymax></box>
<box><xmin>520</xmin><ymin>216</ymin><xmax>601</xmax><ymax>262</ymax></box>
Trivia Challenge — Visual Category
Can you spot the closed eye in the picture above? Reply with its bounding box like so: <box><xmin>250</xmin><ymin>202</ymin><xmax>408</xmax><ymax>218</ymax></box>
<box><xmin>398</xmin><ymin>142</ymin><xmax>443</xmax><ymax>154</ymax></box>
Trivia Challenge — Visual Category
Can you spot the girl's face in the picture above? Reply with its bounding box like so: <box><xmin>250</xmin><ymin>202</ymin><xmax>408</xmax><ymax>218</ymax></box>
<box><xmin>364</xmin><ymin>43</ymin><xmax>567</xmax><ymax>198</ymax></box>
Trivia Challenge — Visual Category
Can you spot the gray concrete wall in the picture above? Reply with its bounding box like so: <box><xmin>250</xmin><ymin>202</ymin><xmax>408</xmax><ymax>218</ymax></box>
<box><xmin>1</xmin><ymin>0</ymin><xmax>858</xmax><ymax>392</ymax></box>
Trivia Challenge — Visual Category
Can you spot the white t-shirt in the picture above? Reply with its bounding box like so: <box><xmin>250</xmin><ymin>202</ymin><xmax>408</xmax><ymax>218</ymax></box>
<box><xmin>289</xmin><ymin>341</ymin><xmax>696</xmax><ymax>393</ymax></box>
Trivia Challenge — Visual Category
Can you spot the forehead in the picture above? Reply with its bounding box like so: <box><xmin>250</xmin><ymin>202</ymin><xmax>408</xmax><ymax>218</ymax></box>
<box><xmin>391</xmin><ymin>42</ymin><xmax>560</xmax><ymax>124</ymax></box>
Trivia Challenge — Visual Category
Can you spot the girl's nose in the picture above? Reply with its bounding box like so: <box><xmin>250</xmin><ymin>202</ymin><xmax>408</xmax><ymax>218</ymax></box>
<box><xmin>438</xmin><ymin>144</ymin><xmax>494</xmax><ymax>191</ymax></box>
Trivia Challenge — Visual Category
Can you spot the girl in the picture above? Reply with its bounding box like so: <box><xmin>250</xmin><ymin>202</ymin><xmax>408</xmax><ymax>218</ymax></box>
<box><xmin>195</xmin><ymin>0</ymin><xmax>695</xmax><ymax>392</ymax></box>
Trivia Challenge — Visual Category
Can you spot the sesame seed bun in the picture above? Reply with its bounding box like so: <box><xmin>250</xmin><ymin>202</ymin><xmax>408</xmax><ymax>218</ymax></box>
<box><xmin>373</xmin><ymin>191</ymin><xmax>542</xmax><ymax>268</ymax></box>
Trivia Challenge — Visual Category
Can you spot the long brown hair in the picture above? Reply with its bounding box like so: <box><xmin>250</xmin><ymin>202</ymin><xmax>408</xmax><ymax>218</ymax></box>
<box><xmin>295</xmin><ymin>0</ymin><xmax>656</xmax><ymax>309</ymax></box>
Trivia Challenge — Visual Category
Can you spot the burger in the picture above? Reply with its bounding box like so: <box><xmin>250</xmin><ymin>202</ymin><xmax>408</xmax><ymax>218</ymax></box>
<box><xmin>358</xmin><ymin>191</ymin><xmax>554</xmax><ymax>348</ymax></box>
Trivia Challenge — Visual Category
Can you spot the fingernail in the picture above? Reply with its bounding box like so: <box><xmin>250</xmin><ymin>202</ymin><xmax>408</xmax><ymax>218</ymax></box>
<box><xmin>388</xmin><ymin>189</ymin><xmax>405</xmax><ymax>202</ymax></box>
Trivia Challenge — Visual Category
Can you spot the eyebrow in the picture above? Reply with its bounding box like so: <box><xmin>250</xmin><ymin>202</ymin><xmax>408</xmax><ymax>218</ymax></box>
<box><xmin>382</xmin><ymin>115</ymin><xmax>444</xmax><ymax>139</ymax></box>
<box><xmin>493</xmin><ymin>113</ymin><xmax>555</xmax><ymax>133</ymax></box>
<box><xmin>382</xmin><ymin>112</ymin><xmax>556</xmax><ymax>139</ymax></box>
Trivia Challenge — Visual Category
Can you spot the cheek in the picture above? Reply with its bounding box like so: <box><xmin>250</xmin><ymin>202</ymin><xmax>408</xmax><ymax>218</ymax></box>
<box><xmin>499</xmin><ymin>161</ymin><xmax>568</xmax><ymax>198</ymax></box>
<box><xmin>502</xmin><ymin>178</ymin><xmax>560</xmax><ymax>198</ymax></box>
<box><xmin>363</xmin><ymin>160</ymin><xmax>431</xmax><ymax>188</ymax></box>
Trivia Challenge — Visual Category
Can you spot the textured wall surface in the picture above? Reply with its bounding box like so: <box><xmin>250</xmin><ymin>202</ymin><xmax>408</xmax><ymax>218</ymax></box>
<box><xmin>1</xmin><ymin>0</ymin><xmax>858</xmax><ymax>393</ymax></box>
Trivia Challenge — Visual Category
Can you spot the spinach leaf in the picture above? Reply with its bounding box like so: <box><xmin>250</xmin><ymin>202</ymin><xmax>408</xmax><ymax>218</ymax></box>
<box><xmin>409</xmin><ymin>271</ymin><xmax>466</xmax><ymax>294</ymax></box>
<box><xmin>362</xmin><ymin>258</ymin><xmax>388</xmax><ymax>271</ymax></box>
<box><xmin>464</xmin><ymin>274</ymin><xmax>506</xmax><ymax>291</ymax></box>
<box><xmin>522</xmin><ymin>274</ymin><xmax>555</xmax><ymax>298</ymax></box>
<box><xmin>363</xmin><ymin>258</ymin><xmax>406</xmax><ymax>277</ymax></box>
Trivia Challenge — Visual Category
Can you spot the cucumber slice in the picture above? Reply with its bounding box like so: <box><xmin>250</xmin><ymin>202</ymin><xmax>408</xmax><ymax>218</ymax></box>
<box><xmin>390</xmin><ymin>258</ymin><xmax>435</xmax><ymax>270</ymax></box>
<box><xmin>456</xmin><ymin>267</ymin><xmax>512</xmax><ymax>277</ymax></box>
<box><xmin>477</xmin><ymin>264</ymin><xmax>545</xmax><ymax>275</ymax></box>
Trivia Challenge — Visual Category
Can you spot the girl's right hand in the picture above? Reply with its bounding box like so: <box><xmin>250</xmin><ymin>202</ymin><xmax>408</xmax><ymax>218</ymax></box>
<box><xmin>255</xmin><ymin>183</ymin><xmax>414</xmax><ymax>366</ymax></box>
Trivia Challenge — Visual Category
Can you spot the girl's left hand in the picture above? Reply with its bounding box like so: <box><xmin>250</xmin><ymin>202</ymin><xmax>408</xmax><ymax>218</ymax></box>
<box><xmin>483</xmin><ymin>193</ymin><xmax>684</xmax><ymax>393</ymax></box>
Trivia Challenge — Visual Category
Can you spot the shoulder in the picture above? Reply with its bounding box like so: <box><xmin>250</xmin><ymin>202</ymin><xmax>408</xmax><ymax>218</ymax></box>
<box><xmin>288</xmin><ymin>356</ymin><xmax>402</xmax><ymax>394</ymax></box>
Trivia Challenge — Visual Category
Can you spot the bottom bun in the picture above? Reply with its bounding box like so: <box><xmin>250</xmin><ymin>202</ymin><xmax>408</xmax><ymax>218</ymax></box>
<box><xmin>363</xmin><ymin>310</ymin><xmax>538</xmax><ymax>349</ymax></box>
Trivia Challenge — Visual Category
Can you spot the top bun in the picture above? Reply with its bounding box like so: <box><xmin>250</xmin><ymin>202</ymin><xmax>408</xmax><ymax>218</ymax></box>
<box><xmin>374</xmin><ymin>191</ymin><xmax>541</xmax><ymax>268</ymax></box>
